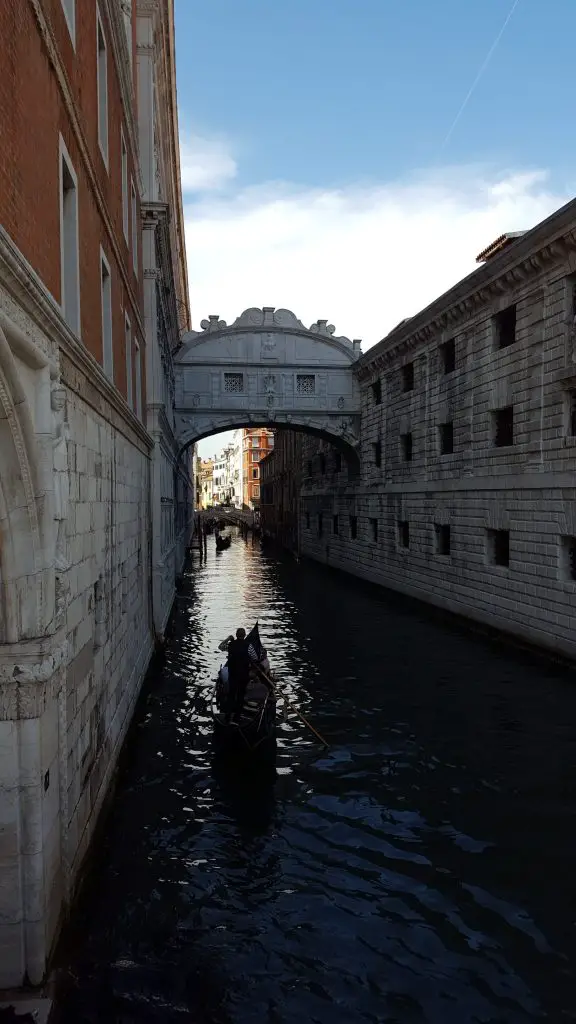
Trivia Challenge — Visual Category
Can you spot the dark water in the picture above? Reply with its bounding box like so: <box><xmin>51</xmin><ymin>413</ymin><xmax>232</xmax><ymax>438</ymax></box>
<box><xmin>56</xmin><ymin>535</ymin><xmax>576</xmax><ymax>1023</ymax></box>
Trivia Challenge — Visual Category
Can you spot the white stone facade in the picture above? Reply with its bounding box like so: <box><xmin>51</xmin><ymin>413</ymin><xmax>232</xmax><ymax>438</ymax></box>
<box><xmin>174</xmin><ymin>307</ymin><xmax>362</xmax><ymax>457</ymax></box>
<box><xmin>0</xmin><ymin>236</ymin><xmax>153</xmax><ymax>988</ymax></box>
<box><xmin>300</xmin><ymin>199</ymin><xmax>576</xmax><ymax>660</ymax></box>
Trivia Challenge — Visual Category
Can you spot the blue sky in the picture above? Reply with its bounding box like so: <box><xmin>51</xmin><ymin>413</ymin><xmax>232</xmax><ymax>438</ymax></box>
<box><xmin>174</xmin><ymin>0</ymin><xmax>576</xmax><ymax>458</ymax></box>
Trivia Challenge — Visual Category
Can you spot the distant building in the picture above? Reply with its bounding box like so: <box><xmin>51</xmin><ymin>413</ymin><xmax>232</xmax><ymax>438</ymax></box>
<box><xmin>242</xmin><ymin>428</ymin><xmax>275</xmax><ymax>508</ymax></box>
<box><xmin>198</xmin><ymin>459</ymin><xmax>214</xmax><ymax>508</ymax></box>
<box><xmin>230</xmin><ymin>429</ymin><xmax>244</xmax><ymax>507</ymax></box>
<box><xmin>260</xmin><ymin>430</ymin><xmax>303</xmax><ymax>551</ymax></box>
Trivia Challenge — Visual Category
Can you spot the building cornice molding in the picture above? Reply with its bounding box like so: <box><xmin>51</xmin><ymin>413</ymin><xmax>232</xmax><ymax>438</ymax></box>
<box><xmin>0</xmin><ymin>227</ymin><xmax>153</xmax><ymax>453</ymax></box>
<box><xmin>356</xmin><ymin>202</ymin><xmax>576</xmax><ymax>382</ymax></box>
<box><xmin>28</xmin><ymin>0</ymin><xmax>145</xmax><ymax>341</ymax></box>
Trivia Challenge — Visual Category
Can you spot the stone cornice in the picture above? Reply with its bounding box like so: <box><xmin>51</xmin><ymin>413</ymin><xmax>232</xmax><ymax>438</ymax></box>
<box><xmin>356</xmin><ymin>199</ymin><xmax>576</xmax><ymax>381</ymax></box>
<box><xmin>28</xmin><ymin>0</ymin><xmax>145</xmax><ymax>340</ymax></box>
<box><xmin>0</xmin><ymin>226</ymin><xmax>153</xmax><ymax>453</ymax></box>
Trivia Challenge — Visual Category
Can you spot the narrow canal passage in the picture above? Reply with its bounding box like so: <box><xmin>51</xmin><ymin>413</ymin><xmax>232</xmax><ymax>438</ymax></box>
<box><xmin>57</xmin><ymin>534</ymin><xmax>576</xmax><ymax>1023</ymax></box>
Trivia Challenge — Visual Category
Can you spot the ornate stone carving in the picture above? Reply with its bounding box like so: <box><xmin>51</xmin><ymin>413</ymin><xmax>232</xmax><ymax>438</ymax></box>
<box><xmin>51</xmin><ymin>384</ymin><xmax>70</xmax><ymax>572</ymax></box>
<box><xmin>54</xmin><ymin>572</ymin><xmax>70</xmax><ymax>630</ymax></box>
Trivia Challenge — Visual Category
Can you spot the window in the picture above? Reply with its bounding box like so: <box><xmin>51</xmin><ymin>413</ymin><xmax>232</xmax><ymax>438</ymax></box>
<box><xmin>318</xmin><ymin>512</ymin><xmax>323</xmax><ymax>537</ymax></box>
<box><xmin>488</xmin><ymin>529</ymin><xmax>509</xmax><ymax>567</ymax></box>
<box><xmin>440</xmin><ymin>338</ymin><xmax>456</xmax><ymax>374</ymax></box>
<box><xmin>121</xmin><ymin>130</ymin><xmax>129</xmax><ymax>241</ymax></box>
<box><xmin>398</xmin><ymin>520</ymin><xmax>409</xmax><ymax>548</ymax></box>
<box><xmin>439</xmin><ymin>421</ymin><xmax>454</xmax><ymax>455</ymax></box>
<box><xmin>372</xmin><ymin>441</ymin><xmax>382</xmax><ymax>468</ymax></box>
<box><xmin>252</xmin><ymin>468</ymin><xmax>259</xmax><ymax>479</ymax></box>
<box><xmin>560</xmin><ymin>536</ymin><xmax>576</xmax><ymax>581</ymax></box>
<box><xmin>493</xmin><ymin>406</ymin><xmax>514</xmax><ymax>447</ymax></box>
<box><xmin>350</xmin><ymin>515</ymin><xmax>357</xmax><ymax>540</ymax></box>
<box><xmin>369</xmin><ymin>518</ymin><xmax>378</xmax><ymax>542</ymax></box>
<box><xmin>134</xmin><ymin>340</ymin><xmax>142</xmax><ymax>418</ymax></box>
<box><xmin>131</xmin><ymin>180</ymin><xmax>138</xmax><ymax>274</ymax></box>
<box><xmin>402</xmin><ymin>362</ymin><xmax>414</xmax><ymax>392</ymax></box>
<box><xmin>253</xmin><ymin>486</ymin><xmax>260</xmax><ymax>498</ymax></box>
<box><xmin>333</xmin><ymin>514</ymin><xmax>339</xmax><ymax>535</ymax></box>
<box><xmin>297</xmin><ymin>374</ymin><xmax>315</xmax><ymax>394</ymax></box>
<box><xmin>435</xmin><ymin>524</ymin><xmax>451</xmax><ymax>556</ymax></box>
<box><xmin>334</xmin><ymin>452</ymin><xmax>342</xmax><ymax>472</ymax></box>
<box><xmin>124</xmin><ymin>313</ymin><xmax>132</xmax><ymax>408</ymax></box>
<box><xmin>224</xmin><ymin>373</ymin><xmax>244</xmax><ymax>393</ymax></box>
<box><xmin>251</xmin><ymin>436</ymin><xmax>259</xmax><ymax>446</ymax></box>
<box><xmin>96</xmin><ymin>7</ymin><xmax>108</xmax><ymax>165</ymax></box>
<box><xmin>401</xmin><ymin>432</ymin><xmax>413</xmax><ymax>462</ymax></box>
<box><xmin>371</xmin><ymin>378</ymin><xmax>382</xmax><ymax>405</ymax></box>
<box><xmin>60</xmin><ymin>0</ymin><xmax>75</xmax><ymax>45</ymax></box>
<box><xmin>320</xmin><ymin>455</ymin><xmax>326</xmax><ymax>474</ymax></box>
<box><xmin>306</xmin><ymin>460</ymin><xmax>313</xmax><ymax>477</ymax></box>
<box><xmin>100</xmin><ymin>249</ymin><xmax>113</xmax><ymax>379</ymax></box>
<box><xmin>305</xmin><ymin>511</ymin><xmax>310</xmax><ymax>529</ymax></box>
<box><xmin>565</xmin><ymin>390</ymin><xmax>576</xmax><ymax>437</ymax></box>
<box><xmin>59</xmin><ymin>138</ymin><xmax>80</xmax><ymax>334</ymax></box>
<box><xmin>252</xmin><ymin>451</ymin><xmax>259</xmax><ymax>462</ymax></box>
<box><xmin>495</xmin><ymin>304</ymin><xmax>517</xmax><ymax>349</ymax></box>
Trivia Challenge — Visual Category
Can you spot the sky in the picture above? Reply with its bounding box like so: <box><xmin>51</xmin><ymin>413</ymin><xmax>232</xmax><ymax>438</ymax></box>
<box><xmin>174</xmin><ymin>0</ymin><xmax>576</xmax><ymax>458</ymax></box>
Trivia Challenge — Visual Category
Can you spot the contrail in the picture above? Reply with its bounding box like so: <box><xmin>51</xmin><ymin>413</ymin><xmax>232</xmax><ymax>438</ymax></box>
<box><xmin>440</xmin><ymin>0</ymin><xmax>522</xmax><ymax>152</ymax></box>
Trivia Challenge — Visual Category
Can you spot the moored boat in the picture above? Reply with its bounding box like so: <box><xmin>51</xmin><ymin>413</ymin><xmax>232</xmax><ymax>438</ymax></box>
<box><xmin>215</xmin><ymin>533</ymin><xmax>231</xmax><ymax>550</ymax></box>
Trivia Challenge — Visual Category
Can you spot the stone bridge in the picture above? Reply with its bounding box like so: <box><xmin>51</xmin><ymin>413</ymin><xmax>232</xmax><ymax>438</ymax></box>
<box><xmin>174</xmin><ymin>307</ymin><xmax>362</xmax><ymax>468</ymax></box>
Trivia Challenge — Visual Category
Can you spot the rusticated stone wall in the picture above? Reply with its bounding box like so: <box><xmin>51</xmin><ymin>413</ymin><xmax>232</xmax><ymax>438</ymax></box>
<box><xmin>298</xmin><ymin>200</ymin><xmax>576</xmax><ymax>660</ymax></box>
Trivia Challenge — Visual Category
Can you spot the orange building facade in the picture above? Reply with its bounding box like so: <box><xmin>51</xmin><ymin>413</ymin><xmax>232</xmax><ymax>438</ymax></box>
<box><xmin>242</xmin><ymin>427</ymin><xmax>275</xmax><ymax>508</ymax></box>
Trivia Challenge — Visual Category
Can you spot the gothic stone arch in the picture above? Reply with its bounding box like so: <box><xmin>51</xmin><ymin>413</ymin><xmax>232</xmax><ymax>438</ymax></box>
<box><xmin>174</xmin><ymin>307</ymin><xmax>362</xmax><ymax>458</ymax></box>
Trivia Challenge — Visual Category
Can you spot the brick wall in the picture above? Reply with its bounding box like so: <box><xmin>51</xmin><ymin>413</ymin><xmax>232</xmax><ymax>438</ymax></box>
<box><xmin>0</xmin><ymin>0</ymin><xmax>143</xmax><ymax>409</ymax></box>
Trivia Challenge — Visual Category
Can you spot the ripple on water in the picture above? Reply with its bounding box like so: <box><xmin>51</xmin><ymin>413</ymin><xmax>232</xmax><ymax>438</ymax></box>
<box><xmin>56</xmin><ymin>535</ymin><xmax>576</xmax><ymax>1022</ymax></box>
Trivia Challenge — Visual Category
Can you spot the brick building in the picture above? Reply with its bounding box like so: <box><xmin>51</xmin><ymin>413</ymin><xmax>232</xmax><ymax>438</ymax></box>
<box><xmin>260</xmin><ymin>430</ymin><xmax>303</xmax><ymax>551</ymax></box>
<box><xmin>0</xmin><ymin>0</ymin><xmax>191</xmax><ymax>986</ymax></box>
<box><xmin>242</xmin><ymin>427</ymin><xmax>274</xmax><ymax>508</ymax></box>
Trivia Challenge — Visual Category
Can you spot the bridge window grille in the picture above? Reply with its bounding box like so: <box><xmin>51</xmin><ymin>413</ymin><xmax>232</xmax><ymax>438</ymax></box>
<box><xmin>318</xmin><ymin>512</ymin><xmax>323</xmax><ymax>537</ymax></box>
<box><xmin>297</xmin><ymin>374</ymin><xmax>315</xmax><ymax>394</ymax></box>
<box><xmin>493</xmin><ymin>406</ymin><xmax>514</xmax><ymax>447</ymax></box>
<box><xmin>305</xmin><ymin>511</ymin><xmax>310</xmax><ymax>529</ymax></box>
<box><xmin>320</xmin><ymin>454</ymin><xmax>326</xmax><ymax>473</ymax></box>
<box><xmin>370</xmin><ymin>518</ymin><xmax>378</xmax><ymax>542</ymax></box>
<box><xmin>371</xmin><ymin>378</ymin><xmax>382</xmax><ymax>405</ymax></box>
<box><xmin>402</xmin><ymin>362</ymin><xmax>414</xmax><ymax>392</ymax></box>
<box><xmin>334</xmin><ymin>452</ymin><xmax>342</xmax><ymax>471</ymax></box>
<box><xmin>224</xmin><ymin>372</ymin><xmax>244</xmax><ymax>393</ymax></box>
<box><xmin>333</xmin><ymin>514</ymin><xmax>339</xmax><ymax>535</ymax></box>
<box><xmin>350</xmin><ymin>515</ymin><xmax>358</xmax><ymax>539</ymax></box>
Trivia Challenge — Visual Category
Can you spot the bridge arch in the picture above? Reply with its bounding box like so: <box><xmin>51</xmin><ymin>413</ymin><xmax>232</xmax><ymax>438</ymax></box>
<box><xmin>173</xmin><ymin>307</ymin><xmax>362</xmax><ymax>464</ymax></box>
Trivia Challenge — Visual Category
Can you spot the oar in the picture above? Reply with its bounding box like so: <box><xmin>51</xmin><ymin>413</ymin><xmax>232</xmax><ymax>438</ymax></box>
<box><xmin>253</xmin><ymin>664</ymin><xmax>329</xmax><ymax>749</ymax></box>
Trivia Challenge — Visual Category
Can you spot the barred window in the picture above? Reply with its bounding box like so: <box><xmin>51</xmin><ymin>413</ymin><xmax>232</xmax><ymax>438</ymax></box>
<box><xmin>224</xmin><ymin>373</ymin><xmax>244</xmax><ymax>393</ymax></box>
<box><xmin>297</xmin><ymin>374</ymin><xmax>315</xmax><ymax>394</ymax></box>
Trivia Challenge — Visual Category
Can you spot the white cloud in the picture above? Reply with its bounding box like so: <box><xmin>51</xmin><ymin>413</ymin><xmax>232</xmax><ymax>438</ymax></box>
<box><xmin>182</xmin><ymin>140</ymin><xmax>571</xmax><ymax>456</ymax></box>
<box><xmin>184</xmin><ymin>164</ymin><xmax>569</xmax><ymax>347</ymax></box>
<box><xmin>179</xmin><ymin>132</ymin><xmax>237</xmax><ymax>192</ymax></box>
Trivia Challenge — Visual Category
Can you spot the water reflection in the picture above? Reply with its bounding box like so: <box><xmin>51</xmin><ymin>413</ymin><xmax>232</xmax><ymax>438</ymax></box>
<box><xmin>56</xmin><ymin>532</ymin><xmax>576</xmax><ymax>1022</ymax></box>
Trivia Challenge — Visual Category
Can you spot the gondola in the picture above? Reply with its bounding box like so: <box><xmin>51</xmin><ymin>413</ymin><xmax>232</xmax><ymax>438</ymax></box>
<box><xmin>212</xmin><ymin>625</ymin><xmax>276</xmax><ymax>759</ymax></box>
<box><xmin>215</xmin><ymin>534</ymin><xmax>231</xmax><ymax>550</ymax></box>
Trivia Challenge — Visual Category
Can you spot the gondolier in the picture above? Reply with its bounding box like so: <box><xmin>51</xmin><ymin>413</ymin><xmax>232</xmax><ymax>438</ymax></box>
<box><xmin>226</xmin><ymin>627</ymin><xmax>258</xmax><ymax>721</ymax></box>
<box><xmin>213</xmin><ymin>623</ymin><xmax>277</xmax><ymax>759</ymax></box>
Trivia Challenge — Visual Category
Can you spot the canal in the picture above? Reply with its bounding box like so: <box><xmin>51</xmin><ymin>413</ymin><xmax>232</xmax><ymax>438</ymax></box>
<box><xmin>56</xmin><ymin>533</ymin><xmax>576</xmax><ymax>1022</ymax></box>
